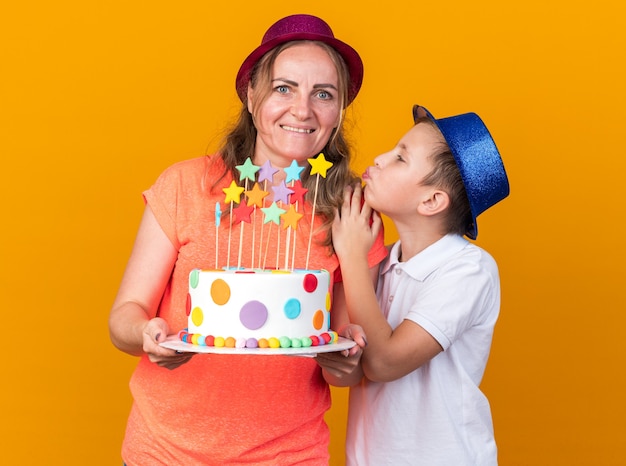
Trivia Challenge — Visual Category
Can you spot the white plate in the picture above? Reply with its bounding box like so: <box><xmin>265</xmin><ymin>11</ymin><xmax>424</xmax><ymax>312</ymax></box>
<box><xmin>160</xmin><ymin>335</ymin><xmax>356</xmax><ymax>357</ymax></box>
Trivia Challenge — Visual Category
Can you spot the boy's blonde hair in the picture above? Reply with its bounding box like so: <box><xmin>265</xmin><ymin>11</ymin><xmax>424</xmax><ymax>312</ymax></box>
<box><xmin>417</xmin><ymin>118</ymin><xmax>473</xmax><ymax>237</ymax></box>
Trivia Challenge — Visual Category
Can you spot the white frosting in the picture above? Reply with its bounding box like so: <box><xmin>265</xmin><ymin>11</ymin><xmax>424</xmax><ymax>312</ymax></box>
<box><xmin>187</xmin><ymin>268</ymin><xmax>331</xmax><ymax>342</ymax></box>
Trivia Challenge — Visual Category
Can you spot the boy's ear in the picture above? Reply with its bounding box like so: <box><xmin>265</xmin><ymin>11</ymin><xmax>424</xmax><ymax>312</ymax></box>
<box><xmin>417</xmin><ymin>189</ymin><xmax>449</xmax><ymax>217</ymax></box>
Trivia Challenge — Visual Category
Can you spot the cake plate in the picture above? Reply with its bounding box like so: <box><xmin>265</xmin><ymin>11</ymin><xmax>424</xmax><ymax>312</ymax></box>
<box><xmin>160</xmin><ymin>335</ymin><xmax>356</xmax><ymax>357</ymax></box>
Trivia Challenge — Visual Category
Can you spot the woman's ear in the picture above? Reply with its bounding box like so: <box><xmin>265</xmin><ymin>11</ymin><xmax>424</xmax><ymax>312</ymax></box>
<box><xmin>417</xmin><ymin>189</ymin><xmax>449</xmax><ymax>217</ymax></box>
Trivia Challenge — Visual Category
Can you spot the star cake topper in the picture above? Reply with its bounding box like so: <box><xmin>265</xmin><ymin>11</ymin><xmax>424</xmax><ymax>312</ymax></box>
<box><xmin>308</xmin><ymin>152</ymin><xmax>333</xmax><ymax>178</ymax></box>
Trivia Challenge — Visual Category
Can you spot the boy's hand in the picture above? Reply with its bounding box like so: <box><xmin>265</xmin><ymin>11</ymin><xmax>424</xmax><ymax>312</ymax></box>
<box><xmin>332</xmin><ymin>184</ymin><xmax>382</xmax><ymax>260</ymax></box>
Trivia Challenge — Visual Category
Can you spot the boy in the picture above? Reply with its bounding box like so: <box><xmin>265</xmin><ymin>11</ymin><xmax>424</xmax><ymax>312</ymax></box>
<box><xmin>332</xmin><ymin>105</ymin><xmax>510</xmax><ymax>465</ymax></box>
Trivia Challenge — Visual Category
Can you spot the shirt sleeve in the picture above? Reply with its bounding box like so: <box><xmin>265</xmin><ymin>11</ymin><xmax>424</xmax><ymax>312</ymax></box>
<box><xmin>405</xmin><ymin>251</ymin><xmax>500</xmax><ymax>350</ymax></box>
<box><xmin>142</xmin><ymin>160</ymin><xmax>190</xmax><ymax>250</ymax></box>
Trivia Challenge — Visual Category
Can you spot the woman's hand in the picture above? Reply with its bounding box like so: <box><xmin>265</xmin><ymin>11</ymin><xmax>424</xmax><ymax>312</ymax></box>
<box><xmin>317</xmin><ymin>323</ymin><xmax>367</xmax><ymax>386</ymax></box>
<box><xmin>109</xmin><ymin>205</ymin><xmax>189</xmax><ymax>370</ymax></box>
<box><xmin>142</xmin><ymin>317</ymin><xmax>195</xmax><ymax>370</ymax></box>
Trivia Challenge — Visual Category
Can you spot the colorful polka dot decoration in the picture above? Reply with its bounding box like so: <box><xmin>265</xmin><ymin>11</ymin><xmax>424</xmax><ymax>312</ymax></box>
<box><xmin>312</xmin><ymin>310</ymin><xmax>325</xmax><ymax>330</ymax></box>
<box><xmin>211</xmin><ymin>279</ymin><xmax>230</xmax><ymax>305</ymax></box>
<box><xmin>191</xmin><ymin>307</ymin><xmax>203</xmax><ymax>326</ymax></box>
<box><xmin>193</xmin><ymin>271</ymin><xmax>328</xmax><ymax>331</ymax></box>
<box><xmin>190</xmin><ymin>269</ymin><xmax>200</xmax><ymax>288</ymax></box>
<box><xmin>186</xmin><ymin>268</ymin><xmax>332</xmax><ymax>350</ymax></box>
<box><xmin>186</xmin><ymin>294</ymin><xmax>192</xmax><ymax>316</ymax></box>
<box><xmin>303</xmin><ymin>273</ymin><xmax>318</xmax><ymax>292</ymax></box>
<box><xmin>179</xmin><ymin>329</ymin><xmax>339</xmax><ymax>349</ymax></box>
<box><xmin>239</xmin><ymin>300</ymin><xmax>268</xmax><ymax>330</ymax></box>
<box><xmin>284</xmin><ymin>298</ymin><xmax>301</xmax><ymax>319</ymax></box>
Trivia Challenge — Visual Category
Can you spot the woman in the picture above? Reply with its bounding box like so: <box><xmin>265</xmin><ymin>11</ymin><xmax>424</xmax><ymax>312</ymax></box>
<box><xmin>109</xmin><ymin>14</ymin><xmax>387</xmax><ymax>465</ymax></box>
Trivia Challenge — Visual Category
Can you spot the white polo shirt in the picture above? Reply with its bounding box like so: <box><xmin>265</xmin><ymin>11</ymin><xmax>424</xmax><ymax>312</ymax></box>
<box><xmin>346</xmin><ymin>234</ymin><xmax>500</xmax><ymax>466</ymax></box>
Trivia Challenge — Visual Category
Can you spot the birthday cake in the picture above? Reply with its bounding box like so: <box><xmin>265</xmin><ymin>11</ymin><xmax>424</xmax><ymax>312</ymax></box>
<box><xmin>179</xmin><ymin>267</ymin><xmax>338</xmax><ymax>349</ymax></box>
<box><xmin>177</xmin><ymin>153</ymin><xmax>343</xmax><ymax>350</ymax></box>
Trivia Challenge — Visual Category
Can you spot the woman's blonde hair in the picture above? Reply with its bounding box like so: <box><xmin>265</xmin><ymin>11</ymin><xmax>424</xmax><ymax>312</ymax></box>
<box><xmin>209</xmin><ymin>40</ymin><xmax>359</xmax><ymax>249</ymax></box>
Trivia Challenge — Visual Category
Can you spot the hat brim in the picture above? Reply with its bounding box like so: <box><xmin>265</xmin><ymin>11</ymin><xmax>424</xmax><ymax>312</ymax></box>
<box><xmin>236</xmin><ymin>32</ymin><xmax>363</xmax><ymax>106</ymax></box>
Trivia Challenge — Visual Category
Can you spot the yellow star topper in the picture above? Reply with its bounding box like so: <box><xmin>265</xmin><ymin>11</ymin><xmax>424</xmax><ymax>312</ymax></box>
<box><xmin>308</xmin><ymin>152</ymin><xmax>333</xmax><ymax>178</ymax></box>
<box><xmin>280</xmin><ymin>204</ymin><xmax>304</xmax><ymax>230</ymax></box>
<box><xmin>222</xmin><ymin>180</ymin><xmax>245</xmax><ymax>204</ymax></box>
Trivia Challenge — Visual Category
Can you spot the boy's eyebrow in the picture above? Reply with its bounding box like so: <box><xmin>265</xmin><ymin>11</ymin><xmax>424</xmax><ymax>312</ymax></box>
<box><xmin>272</xmin><ymin>78</ymin><xmax>338</xmax><ymax>91</ymax></box>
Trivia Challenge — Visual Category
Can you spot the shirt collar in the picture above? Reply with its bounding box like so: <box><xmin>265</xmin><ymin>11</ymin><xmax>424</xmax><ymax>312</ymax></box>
<box><xmin>380</xmin><ymin>234</ymin><xmax>469</xmax><ymax>281</ymax></box>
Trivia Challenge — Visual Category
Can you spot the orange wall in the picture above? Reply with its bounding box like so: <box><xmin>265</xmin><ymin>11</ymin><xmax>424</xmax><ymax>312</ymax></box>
<box><xmin>2</xmin><ymin>1</ymin><xmax>625</xmax><ymax>464</ymax></box>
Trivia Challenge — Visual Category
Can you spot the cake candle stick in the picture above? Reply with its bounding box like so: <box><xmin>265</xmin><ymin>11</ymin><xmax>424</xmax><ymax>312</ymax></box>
<box><xmin>233</xmin><ymin>200</ymin><xmax>254</xmax><ymax>269</ymax></box>
<box><xmin>280</xmin><ymin>204</ymin><xmax>304</xmax><ymax>271</ymax></box>
<box><xmin>258</xmin><ymin>180</ymin><xmax>267</xmax><ymax>269</ymax></box>
<box><xmin>246</xmin><ymin>182</ymin><xmax>270</xmax><ymax>269</ymax></box>
<box><xmin>215</xmin><ymin>202</ymin><xmax>222</xmax><ymax>269</ymax></box>
<box><xmin>305</xmin><ymin>153</ymin><xmax>333</xmax><ymax>269</ymax></box>
<box><xmin>287</xmin><ymin>180</ymin><xmax>308</xmax><ymax>270</ymax></box>
<box><xmin>291</xmin><ymin>227</ymin><xmax>297</xmax><ymax>271</ymax></box>
<box><xmin>235</xmin><ymin>158</ymin><xmax>260</xmax><ymax>269</ymax></box>
<box><xmin>261</xmin><ymin>201</ymin><xmax>286</xmax><ymax>269</ymax></box>
<box><xmin>284</xmin><ymin>224</ymin><xmax>291</xmax><ymax>270</ymax></box>
<box><xmin>222</xmin><ymin>180</ymin><xmax>245</xmax><ymax>270</ymax></box>
<box><xmin>237</xmin><ymin>179</ymin><xmax>248</xmax><ymax>270</ymax></box>
<box><xmin>286</xmin><ymin>181</ymin><xmax>294</xmax><ymax>270</ymax></box>
<box><xmin>271</xmin><ymin>180</ymin><xmax>293</xmax><ymax>269</ymax></box>
<box><xmin>289</xmin><ymin>204</ymin><xmax>301</xmax><ymax>271</ymax></box>
<box><xmin>276</xmin><ymin>214</ymin><xmax>281</xmax><ymax>270</ymax></box>
<box><xmin>283</xmin><ymin>200</ymin><xmax>293</xmax><ymax>271</ymax></box>
<box><xmin>262</xmin><ymin>220</ymin><xmax>273</xmax><ymax>270</ymax></box>
<box><xmin>250</xmin><ymin>203</ymin><xmax>257</xmax><ymax>269</ymax></box>
<box><xmin>257</xmin><ymin>161</ymin><xmax>279</xmax><ymax>268</ymax></box>
<box><xmin>233</xmin><ymin>202</ymin><xmax>254</xmax><ymax>270</ymax></box>
<box><xmin>284</xmin><ymin>195</ymin><xmax>300</xmax><ymax>270</ymax></box>
<box><xmin>291</xmin><ymin>184</ymin><xmax>299</xmax><ymax>271</ymax></box>
<box><xmin>305</xmin><ymin>177</ymin><xmax>319</xmax><ymax>270</ymax></box>
<box><xmin>283</xmin><ymin>160</ymin><xmax>304</xmax><ymax>269</ymax></box>
<box><xmin>227</xmin><ymin>208</ymin><xmax>233</xmax><ymax>269</ymax></box>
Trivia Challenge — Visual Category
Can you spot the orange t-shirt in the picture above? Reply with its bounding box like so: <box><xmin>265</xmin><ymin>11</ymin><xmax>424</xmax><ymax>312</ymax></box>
<box><xmin>122</xmin><ymin>156</ymin><xmax>387</xmax><ymax>465</ymax></box>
